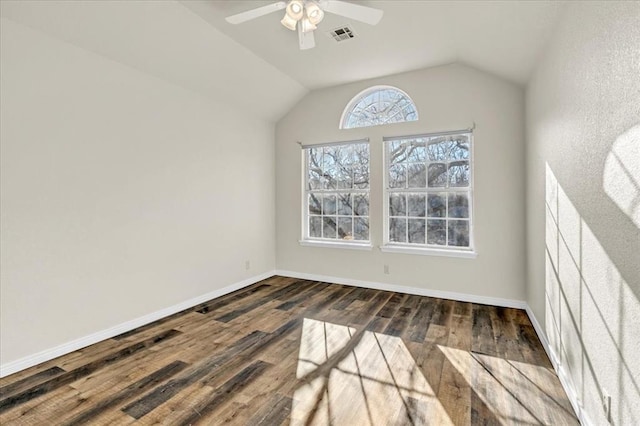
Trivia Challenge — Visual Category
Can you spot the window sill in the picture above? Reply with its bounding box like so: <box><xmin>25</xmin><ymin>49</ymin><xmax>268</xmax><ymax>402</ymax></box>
<box><xmin>380</xmin><ymin>244</ymin><xmax>477</xmax><ymax>259</ymax></box>
<box><xmin>299</xmin><ymin>239</ymin><xmax>373</xmax><ymax>251</ymax></box>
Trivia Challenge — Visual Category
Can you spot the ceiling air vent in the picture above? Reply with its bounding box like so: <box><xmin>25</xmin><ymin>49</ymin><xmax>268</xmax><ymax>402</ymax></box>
<box><xmin>329</xmin><ymin>26</ymin><xmax>356</xmax><ymax>42</ymax></box>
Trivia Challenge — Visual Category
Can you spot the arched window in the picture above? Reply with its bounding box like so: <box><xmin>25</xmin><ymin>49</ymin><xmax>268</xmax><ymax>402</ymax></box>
<box><xmin>340</xmin><ymin>86</ymin><xmax>418</xmax><ymax>129</ymax></box>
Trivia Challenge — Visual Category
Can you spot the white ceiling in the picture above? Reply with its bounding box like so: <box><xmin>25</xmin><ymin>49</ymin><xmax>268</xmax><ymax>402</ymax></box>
<box><xmin>0</xmin><ymin>0</ymin><xmax>307</xmax><ymax>122</ymax></box>
<box><xmin>1</xmin><ymin>0</ymin><xmax>566</xmax><ymax>122</ymax></box>
<box><xmin>182</xmin><ymin>0</ymin><xmax>567</xmax><ymax>89</ymax></box>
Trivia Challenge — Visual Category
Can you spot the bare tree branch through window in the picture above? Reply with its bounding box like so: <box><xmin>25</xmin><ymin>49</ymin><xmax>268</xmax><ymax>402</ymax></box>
<box><xmin>386</xmin><ymin>134</ymin><xmax>472</xmax><ymax>249</ymax></box>
<box><xmin>305</xmin><ymin>143</ymin><xmax>370</xmax><ymax>242</ymax></box>
<box><xmin>341</xmin><ymin>87</ymin><xmax>418</xmax><ymax>129</ymax></box>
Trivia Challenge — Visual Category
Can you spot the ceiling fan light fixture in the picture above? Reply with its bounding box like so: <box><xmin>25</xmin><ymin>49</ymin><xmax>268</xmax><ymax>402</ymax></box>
<box><xmin>281</xmin><ymin>13</ymin><xmax>298</xmax><ymax>31</ymax></box>
<box><xmin>225</xmin><ymin>0</ymin><xmax>384</xmax><ymax>51</ymax></box>
<box><xmin>285</xmin><ymin>0</ymin><xmax>304</xmax><ymax>20</ymax></box>
<box><xmin>305</xmin><ymin>2</ymin><xmax>324</xmax><ymax>25</ymax></box>
<box><xmin>300</xmin><ymin>17</ymin><xmax>317</xmax><ymax>33</ymax></box>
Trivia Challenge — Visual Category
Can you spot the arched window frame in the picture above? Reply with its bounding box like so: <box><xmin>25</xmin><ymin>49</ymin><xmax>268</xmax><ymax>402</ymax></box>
<box><xmin>339</xmin><ymin>85</ymin><xmax>419</xmax><ymax>129</ymax></box>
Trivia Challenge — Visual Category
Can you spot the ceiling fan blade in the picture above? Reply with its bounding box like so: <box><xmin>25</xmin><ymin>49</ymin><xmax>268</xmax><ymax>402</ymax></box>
<box><xmin>298</xmin><ymin>26</ymin><xmax>316</xmax><ymax>50</ymax></box>
<box><xmin>225</xmin><ymin>1</ymin><xmax>287</xmax><ymax>25</ymax></box>
<box><xmin>319</xmin><ymin>0</ymin><xmax>383</xmax><ymax>25</ymax></box>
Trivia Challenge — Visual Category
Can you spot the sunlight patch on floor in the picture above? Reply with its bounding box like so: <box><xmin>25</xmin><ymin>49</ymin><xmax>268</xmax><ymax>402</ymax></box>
<box><xmin>439</xmin><ymin>345</ymin><xmax>577</xmax><ymax>425</ymax></box>
<box><xmin>291</xmin><ymin>318</ymin><xmax>453</xmax><ymax>426</ymax></box>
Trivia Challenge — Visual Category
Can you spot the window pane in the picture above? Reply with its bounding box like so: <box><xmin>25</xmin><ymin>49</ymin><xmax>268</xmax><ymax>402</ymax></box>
<box><xmin>353</xmin><ymin>166</ymin><xmax>369</xmax><ymax>189</ymax></box>
<box><xmin>323</xmin><ymin>166</ymin><xmax>337</xmax><ymax>189</ymax></box>
<box><xmin>388</xmin><ymin>140</ymin><xmax>408</xmax><ymax>164</ymax></box>
<box><xmin>353</xmin><ymin>194</ymin><xmax>369</xmax><ymax>216</ymax></box>
<box><xmin>427</xmin><ymin>138</ymin><xmax>449</xmax><ymax>161</ymax></box>
<box><xmin>427</xmin><ymin>193</ymin><xmax>446</xmax><ymax>217</ymax></box>
<box><xmin>322</xmin><ymin>147</ymin><xmax>342</xmax><ymax>189</ymax></box>
<box><xmin>390</xmin><ymin>218</ymin><xmax>407</xmax><ymax>242</ymax></box>
<box><xmin>308</xmin><ymin>149</ymin><xmax>323</xmax><ymax>189</ymax></box>
<box><xmin>448</xmin><ymin>160</ymin><xmax>469</xmax><ymax>187</ymax></box>
<box><xmin>338</xmin><ymin>217</ymin><xmax>353</xmax><ymax>240</ymax></box>
<box><xmin>427</xmin><ymin>219</ymin><xmax>447</xmax><ymax>245</ymax></box>
<box><xmin>448</xmin><ymin>220</ymin><xmax>470</xmax><ymax>247</ymax></box>
<box><xmin>308</xmin><ymin>194</ymin><xmax>322</xmax><ymax>215</ymax></box>
<box><xmin>448</xmin><ymin>193</ymin><xmax>469</xmax><ymax>218</ymax></box>
<box><xmin>309</xmin><ymin>216</ymin><xmax>322</xmax><ymax>238</ymax></box>
<box><xmin>389</xmin><ymin>140</ymin><xmax>428</xmax><ymax>164</ymax></box>
<box><xmin>449</xmin><ymin>138</ymin><xmax>470</xmax><ymax>160</ymax></box>
<box><xmin>337</xmin><ymin>194</ymin><xmax>352</xmax><ymax>215</ymax></box>
<box><xmin>408</xmin><ymin>219</ymin><xmax>426</xmax><ymax>244</ymax></box>
<box><xmin>352</xmin><ymin>144</ymin><xmax>369</xmax><ymax>167</ymax></box>
<box><xmin>334</xmin><ymin>145</ymin><xmax>354</xmax><ymax>166</ymax></box>
<box><xmin>389</xmin><ymin>193</ymin><xmax>406</xmax><ymax>216</ymax></box>
<box><xmin>407</xmin><ymin>193</ymin><xmax>426</xmax><ymax>217</ymax></box>
<box><xmin>336</xmin><ymin>165</ymin><xmax>353</xmax><ymax>189</ymax></box>
<box><xmin>354</xmin><ymin>217</ymin><xmax>369</xmax><ymax>240</ymax></box>
<box><xmin>388</xmin><ymin>163</ymin><xmax>406</xmax><ymax>188</ymax></box>
<box><xmin>322</xmin><ymin>148</ymin><xmax>337</xmax><ymax>170</ymax></box>
<box><xmin>322</xmin><ymin>195</ymin><xmax>336</xmax><ymax>215</ymax></box>
<box><xmin>407</xmin><ymin>163</ymin><xmax>427</xmax><ymax>188</ymax></box>
<box><xmin>407</xmin><ymin>140</ymin><xmax>427</xmax><ymax>162</ymax></box>
<box><xmin>323</xmin><ymin>217</ymin><xmax>337</xmax><ymax>239</ymax></box>
<box><xmin>308</xmin><ymin>169</ymin><xmax>322</xmax><ymax>190</ymax></box>
<box><xmin>428</xmin><ymin>163</ymin><xmax>447</xmax><ymax>187</ymax></box>
<box><xmin>309</xmin><ymin>147</ymin><xmax>322</xmax><ymax>166</ymax></box>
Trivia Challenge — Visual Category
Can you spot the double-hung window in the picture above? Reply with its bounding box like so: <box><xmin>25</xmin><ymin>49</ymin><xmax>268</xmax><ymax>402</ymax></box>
<box><xmin>383</xmin><ymin>132</ymin><xmax>475</xmax><ymax>256</ymax></box>
<box><xmin>302</xmin><ymin>140</ymin><xmax>371</xmax><ymax>248</ymax></box>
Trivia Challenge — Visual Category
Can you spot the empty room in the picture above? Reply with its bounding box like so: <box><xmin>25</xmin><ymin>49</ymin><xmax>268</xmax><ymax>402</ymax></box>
<box><xmin>0</xmin><ymin>0</ymin><xmax>638</xmax><ymax>424</ymax></box>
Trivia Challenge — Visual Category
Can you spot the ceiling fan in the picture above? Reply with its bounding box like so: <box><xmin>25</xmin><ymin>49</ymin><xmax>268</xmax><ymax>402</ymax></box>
<box><xmin>225</xmin><ymin>0</ymin><xmax>384</xmax><ymax>50</ymax></box>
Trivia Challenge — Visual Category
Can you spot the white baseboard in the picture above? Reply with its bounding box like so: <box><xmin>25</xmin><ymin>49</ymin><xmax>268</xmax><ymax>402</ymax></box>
<box><xmin>278</xmin><ymin>270</ymin><xmax>593</xmax><ymax>424</ymax></box>
<box><xmin>525</xmin><ymin>305</ymin><xmax>592</xmax><ymax>426</ymax></box>
<box><xmin>276</xmin><ymin>270</ymin><xmax>527</xmax><ymax>309</ymax></box>
<box><xmin>0</xmin><ymin>271</ymin><xmax>276</xmax><ymax>378</ymax></box>
<box><xmin>0</xmin><ymin>268</ymin><xmax>592</xmax><ymax>426</ymax></box>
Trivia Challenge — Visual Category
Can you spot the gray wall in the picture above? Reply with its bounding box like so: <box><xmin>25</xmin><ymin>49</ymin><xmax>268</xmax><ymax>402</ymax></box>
<box><xmin>525</xmin><ymin>2</ymin><xmax>640</xmax><ymax>424</ymax></box>
<box><xmin>276</xmin><ymin>64</ymin><xmax>526</xmax><ymax>302</ymax></box>
<box><xmin>0</xmin><ymin>18</ymin><xmax>276</xmax><ymax>364</ymax></box>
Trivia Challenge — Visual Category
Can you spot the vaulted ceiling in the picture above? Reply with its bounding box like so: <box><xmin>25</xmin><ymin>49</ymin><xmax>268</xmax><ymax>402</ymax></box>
<box><xmin>1</xmin><ymin>1</ymin><xmax>567</xmax><ymax>122</ymax></box>
<box><xmin>183</xmin><ymin>1</ymin><xmax>566</xmax><ymax>89</ymax></box>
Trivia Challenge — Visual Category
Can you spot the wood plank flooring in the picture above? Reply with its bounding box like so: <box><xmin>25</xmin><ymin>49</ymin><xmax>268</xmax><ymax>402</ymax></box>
<box><xmin>0</xmin><ymin>276</ymin><xmax>578</xmax><ymax>425</ymax></box>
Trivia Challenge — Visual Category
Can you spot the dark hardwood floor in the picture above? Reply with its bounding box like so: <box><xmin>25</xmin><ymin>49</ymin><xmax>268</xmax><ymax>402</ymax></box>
<box><xmin>0</xmin><ymin>276</ymin><xmax>578</xmax><ymax>425</ymax></box>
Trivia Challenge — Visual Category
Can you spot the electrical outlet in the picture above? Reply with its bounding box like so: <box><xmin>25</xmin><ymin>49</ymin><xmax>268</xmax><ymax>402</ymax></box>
<box><xmin>602</xmin><ymin>389</ymin><xmax>611</xmax><ymax>423</ymax></box>
<box><xmin>245</xmin><ymin>260</ymin><xmax>251</xmax><ymax>270</ymax></box>
<box><xmin>384</xmin><ymin>264</ymin><xmax>390</xmax><ymax>274</ymax></box>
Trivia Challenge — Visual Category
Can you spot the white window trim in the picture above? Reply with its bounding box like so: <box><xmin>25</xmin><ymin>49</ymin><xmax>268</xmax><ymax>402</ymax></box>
<box><xmin>300</xmin><ymin>239</ymin><xmax>373</xmax><ymax>251</ymax></box>
<box><xmin>300</xmin><ymin>140</ymin><xmax>371</xmax><ymax>246</ymax></box>
<box><xmin>380</xmin><ymin>244</ymin><xmax>477</xmax><ymax>258</ymax></box>
<box><xmin>382</xmin><ymin>131</ymin><xmax>475</xmax><ymax>257</ymax></box>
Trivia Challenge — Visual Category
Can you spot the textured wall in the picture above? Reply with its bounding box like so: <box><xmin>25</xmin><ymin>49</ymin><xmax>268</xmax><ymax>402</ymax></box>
<box><xmin>276</xmin><ymin>63</ymin><xmax>526</xmax><ymax>302</ymax></box>
<box><xmin>0</xmin><ymin>18</ymin><xmax>276</xmax><ymax>364</ymax></box>
<box><xmin>525</xmin><ymin>2</ymin><xmax>640</xmax><ymax>424</ymax></box>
